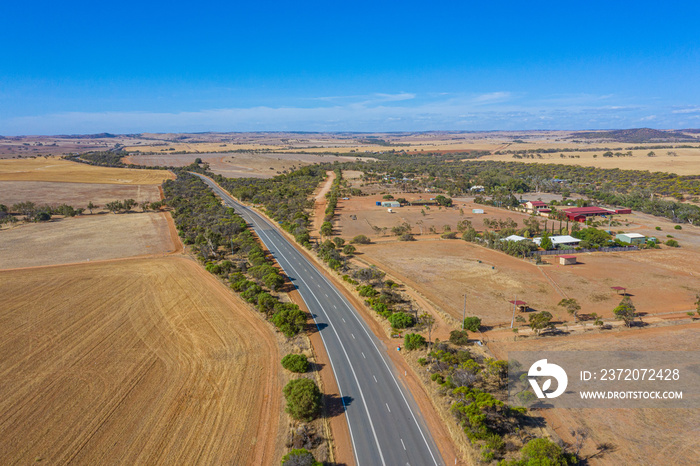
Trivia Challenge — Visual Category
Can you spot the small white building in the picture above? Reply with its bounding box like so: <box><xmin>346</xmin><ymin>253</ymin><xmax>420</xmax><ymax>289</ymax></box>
<box><xmin>533</xmin><ymin>235</ymin><xmax>582</xmax><ymax>248</ymax></box>
<box><xmin>472</xmin><ymin>209</ymin><xmax>485</xmax><ymax>214</ymax></box>
<box><xmin>503</xmin><ymin>234</ymin><xmax>527</xmax><ymax>242</ymax></box>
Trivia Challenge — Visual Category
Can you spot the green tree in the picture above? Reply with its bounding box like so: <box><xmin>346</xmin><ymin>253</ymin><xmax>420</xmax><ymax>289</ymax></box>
<box><xmin>403</xmin><ymin>333</ymin><xmax>427</xmax><ymax>350</ymax></box>
<box><xmin>435</xmin><ymin>195</ymin><xmax>453</xmax><ymax>207</ymax></box>
<box><xmin>540</xmin><ymin>231</ymin><xmax>553</xmax><ymax>250</ymax></box>
<box><xmin>320</xmin><ymin>221</ymin><xmax>333</xmax><ymax>237</ymax></box>
<box><xmin>281</xmin><ymin>354</ymin><xmax>309</xmax><ymax>373</ymax></box>
<box><xmin>272</xmin><ymin>306</ymin><xmax>307</xmax><ymax>337</ymax></box>
<box><xmin>558</xmin><ymin>298</ymin><xmax>581</xmax><ymax>322</ymax></box>
<box><xmin>388</xmin><ymin>312</ymin><xmax>414</xmax><ymax>329</ymax></box>
<box><xmin>502</xmin><ymin>437</ymin><xmax>577</xmax><ymax>465</ymax></box>
<box><xmin>449</xmin><ymin>330</ymin><xmax>470</xmax><ymax>346</ymax></box>
<box><xmin>86</xmin><ymin>201</ymin><xmax>97</xmax><ymax>214</ymax></box>
<box><xmin>613</xmin><ymin>296</ymin><xmax>637</xmax><ymax>327</ymax></box>
<box><xmin>528</xmin><ymin>311</ymin><xmax>554</xmax><ymax>335</ymax></box>
<box><xmin>342</xmin><ymin>244</ymin><xmax>356</xmax><ymax>256</ymax></box>
<box><xmin>283</xmin><ymin>378</ymin><xmax>321</xmax><ymax>421</ymax></box>
<box><xmin>463</xmin><ymin>316</ymin><xmax>482</xmax><ymax>332</ymax></box>
<box><xmin>351</xmin><ymin>234</ymin><xmax>371</xmax><ymax>244</ymax></box>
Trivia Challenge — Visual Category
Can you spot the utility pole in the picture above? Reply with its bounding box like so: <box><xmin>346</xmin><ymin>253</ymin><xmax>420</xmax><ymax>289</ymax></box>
<box><xmin>462</xmin><ymin>294</ymin><xmax>467</xmax><ymax>330</ymax></box>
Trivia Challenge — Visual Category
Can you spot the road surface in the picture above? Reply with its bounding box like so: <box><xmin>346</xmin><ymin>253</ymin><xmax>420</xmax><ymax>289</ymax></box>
<box><xmin>194</xmin><ymin>173</ymin><xmax>445</xmax><ymax>466</ymax></box>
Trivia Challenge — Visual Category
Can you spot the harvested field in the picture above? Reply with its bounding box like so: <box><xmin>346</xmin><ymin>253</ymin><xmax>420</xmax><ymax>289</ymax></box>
<box><xmin>356</xmin><ymin>240</ymin><xmax>699</xmax><ymax>325</ymax></box>
<box><xmin>0</xmin><ymin>212</ymin><xmax>176</xmax><ymax>269</ymax></box>
<box><xmin>0</xmin><ymin>181</ymin><xmax>161</xmax><ymax>207</ymax></box>
<box><xmin>124</xmin><ymin>152</ymin><xmax>363</xmax><ymax>178</ymax></box>
<box><xmin>489</xmin><ymin>324</ymin><xmax>700</xmax><ymax>466</ymax></box>
<box><xmin>0</xmin><ymin>157</ymin><xmax>172</xmax><ymax>184</ymax></box>
<box><xmin>0</xmin><ymin>256</ymin><xmax>281</xmax><ymax>465</ymax></box>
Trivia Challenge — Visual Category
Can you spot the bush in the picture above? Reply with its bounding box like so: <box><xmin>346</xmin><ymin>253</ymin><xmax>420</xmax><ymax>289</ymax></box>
<box><xmin>351</xmin><ymin>234</ymin><xmax>371</xmax><ymax>244</ymax></box>
<box><xmin>404</xmin><ymin>333</ymin><xmax>427</xmax><ymax>350</ymax></box>
<box><xmin>281</xmin><ymin>448</ymin><xmax>321</xmax><ymax>466</ymax></box>
<box><xmin>271</xmin><ymin>306</ymin><xmax>307</xmax><ymax>337</ymax></box>
<box><xmin>283</xmin><ymin>378</ymin><xmax>322</xmax><ymax>421</ymax></box>
<box><xmin>388</xmin><ymin>312</ymin><xmax>414</xmax><ymax>329</ymax></box>
<box><xmin>655</xmin><ymin>226</ymin><xmax>662</xmax><ymax>231</ymax></box>
<box><xmin>666</xmin><ymin>239</ymin><xmax>680</xmax><ymax>247</ymax></box>
<box><xmin>281</xmin><ymin>354</ymin><xmax>309</xmax><ymax>373</ymax></box>
<box><xmin>463</xmin><ymin>316</ymin><xmax>482</xmax><ymax>332</ymax></box>
<box><xmin>399</xmin><ymin>233</ymin><xmax>415</xmax><ymax>241</ymax></box>
<box><xmin>441</xmin><ymin>231</ymin><xmax>458</xmax><ymax>239</ymax></box>
<box><xmin>357</xmin><ymin>285</ymin><xmax>378</xmax><ymax>297</ymax></box>
<box><xmin>675</xmin><ymin>225</ymin><xmax>682</xmax><ymax>230</ymax></box>
<box><xmin>449</xmin><ymin>330</ymin><xmax>470</xmax><ymax>346</ymax></box>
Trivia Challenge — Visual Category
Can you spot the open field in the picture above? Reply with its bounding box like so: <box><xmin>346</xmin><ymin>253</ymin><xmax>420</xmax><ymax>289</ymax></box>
<box><xmin>0</xmin><ymin>256</ymin><xmax>281</xmax><ymax>464</ymax></box>
<box><xmin>337</xmin><ymin>191</ymin><xmax>700</xmax><ymax>325</ymax></box>
<box><xmin>488</xmin><ymin>324</ymin><xmax>700</xmax><ymax>466</ymax></box>
<box><xmin>124</xmin><ymin>151</ymin><xmax>364</xmax><ymax>178</ymax></box>
<box><xmin>0</xmin><ymin>157</ymin><xmax>173</xmax><ymax>184</ymax></box>
<box><xmin>0</xmin><ymin>181</ymin><xmax>161</xmax><ymax>207</ymax></box>
<box><xmin>0</xmin><ymin>212</ymin><xmax>176</xmax><ymax>269</ymax></box>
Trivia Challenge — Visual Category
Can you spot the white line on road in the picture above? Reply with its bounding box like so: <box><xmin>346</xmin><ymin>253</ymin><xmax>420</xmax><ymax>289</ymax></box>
<box><xmin>362</xmin><ymin>352</ymin><xmax>366</xmax><ymax>358</ymax></box>
<box><xmin>342</xmin><ymin>318</ymin><xmax>345</xmax><ymax>322</ymax></box>
<box><xmin>401</xmin><ymin>438</ymin><xmax>406</xmax><ymax>450</ymax></box>
<box><xmin>351</xmin><ymin>333</ymin><xmax>355</xmax><ymax>339</ymax></box>
<box><xmin>373</xmin><ymin>375</ymin><xmax>378</xmax><ymax>383</ymax></box>
<box><xmin>386</xmin><ymin>403</ymin><xmax>391</xmax><ymax>413</ymax></box>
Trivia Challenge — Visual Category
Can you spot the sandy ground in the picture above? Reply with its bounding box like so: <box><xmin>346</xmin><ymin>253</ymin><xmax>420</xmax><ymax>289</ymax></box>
<box><xmin>0</xmin><ymin>180</ymin><xmax>161</xmax><ymax>207</ymax></box>
<box><xmin>0</xmin><ymin>212</ymin><xmax>176</xmax><ymax>269</ymax></box>
<box><xmin>124</xmin><ymin>152</ymin><xmax>362</xmax><ymax>179</ymax></box>
<box><xmin>356</xmin><ymin>239</ymin><xmax>699</xmax><ymax>325</ymax></box>
<box><xmin>488</xmin><ymin>324</ymin><xmax>700</xmax><ymax>466</ymax></box>
<box><xmin>0</xmin><ymin>256</ymin><xmax>281</xmax><ymax>465</ymax></box>
<box><xmin>310</xmin><ymin>170</ymin><xmax>336</xmax><ymax>240</ymax></box>
<box><xmin>0</xmin><ymin>157</ymin><xmax>173</xmax><ymax>184</ymax></box>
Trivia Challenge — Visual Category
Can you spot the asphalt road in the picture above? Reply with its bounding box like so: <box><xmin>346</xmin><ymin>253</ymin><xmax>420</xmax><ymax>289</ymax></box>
<box><xmin>194</xmin><ymin>174</ymin><xmax>445</xmax><ymax>466</ymax></box>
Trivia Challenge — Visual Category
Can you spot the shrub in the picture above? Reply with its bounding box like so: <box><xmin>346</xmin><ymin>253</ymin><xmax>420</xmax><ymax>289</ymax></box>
<box><xmin>357</xmin><ymin>285</ymin><xmax>378</xmax><ymax>297</ymax></box>
<box><xmin>675</xmin><ymin>225</ymin><xmax>682</xmax><ymax>230</ymax></box>
<box><xmin>281</xmin><ymin>354</ymin><xmax>309</xmax><ymax>373</ymax></box>
<box><xmin>388</xmin><ymin>312</ymin><xmax>414</xmax><ymax>329</ymax></box>
<box><xmin>441</xmin><ymin>231</ymin><xmax>458</xmax><ymax>239</ymax></box>
<box><xmin>404</xmin><ymin>333</ymin><xmax>427</xmax><ymax>350</ymax></box>
<box><xmin>272</xmin><ymin>306</ymin><xmax>307</xmax><ymax>337</ymax></box>
<box><xmin>655</xmin><ymin>226</ymin><xmax>662</xmax><ymax>231</ymax></box>
<box><xmin>449</xmin><ymin>330</ymin><xmax>470</xmax><ymax>346</ymax></box>
<box><xmin>351</xmin><ymin>234</ymin><xmax>371</xmax><ymax>244</ymax></box>
<box><xmin>399</xmin><ymin>233</ymin><xmax>415</xmax><ymax>241</ymax></box>
<box><xmin>666</xmin><ymin>239</ymin><xmax>680</xmax><ymax>247</ymax></box>
<box><xmin>283</xmin><ymin>378</ymin><xmax>322</xmax><ymax>421</ymax></box>
<box><xmin>417</xmin><ymin>357</ymin><xmax>427</xmax><ymax>366</ymax></box>
<box><xmin>281</xmin><ymin>449</ymin><xmax>321</xmax><ymax>466</ymax></box>
<box><xmin>463</xmin><ymin>316</ymin><xmax>482</xmax><ymax>332</ymax></box>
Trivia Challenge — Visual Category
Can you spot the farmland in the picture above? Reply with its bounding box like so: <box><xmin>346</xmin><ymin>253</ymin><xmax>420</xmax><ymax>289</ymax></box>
<box><xmin>0</xmin><ymin>181</ymin><xmax>161</xmax><ymax>207</ymax></box>
<box><xmin>489</xmin><ymin>324</ymin><xmax>700</xmax><ymax>466</ymax></box>
<box><xmin>0</xmin><ymin>156</ymin><xmax>172</xmax><ymax>184</ymax></box>
<box><xmin>124</xmin><ymin>151</ymin><xmax>363</xmax><ymax>178</ymax></box>
<box><xmin>0</xmin><ymin>256</ymin><xmax>281</xmax><ymax>464</ymax></box>
<box><xmin>0</xmin><ymin>212</ymin><xmax>177</xmax><ymax>269</ymax></box>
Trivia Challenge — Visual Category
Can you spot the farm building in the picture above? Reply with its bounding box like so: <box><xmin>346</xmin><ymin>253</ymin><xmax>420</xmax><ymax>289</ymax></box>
<box><xmin>533</xmin><ymin>235</ymin><xmax>582</xmax><ymax>248</ymax></box>
<box><xmin>525</xmin><ymin>201</ymin><xmax>548</xmax><ymax>212</ymax></box>
<box><xmin>616</xmin><ymin>233</ymin><xmax>646</xmax><ymax>244</ymax></box>
<box><xmin>472</xmin><ymin>209</ymin><xmax>485</xmax><ymax>214</ymax></box>
<box><xmin>470</xmin><ymin>185</ymin><xmax>485</xmax><ymax>192</ymax></box>
<box><xmin>563</xmin><ymin>206</ymin><xmax>616</xmax><ymax>222</ymax></box>
<box><xmin>559</xmin><ymin>255</ymin><xmax>577</xmax><ymax>265</ymax></box>
<box><xmin>503</xmin><ymin>234</ymin><xmax>527</xmax><ymax>242</ymax></box>
<box><xmin>381</xmin><ymin>201</ymin><xmax>400</xmax><ymax>208</ymax></box>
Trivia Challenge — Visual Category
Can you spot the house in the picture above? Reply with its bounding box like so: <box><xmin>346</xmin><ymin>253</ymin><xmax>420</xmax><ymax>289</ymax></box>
<box><xmin>470</xmin><ymin>185</ymin><xmax>485</xmax><ymax>193</ymax></box>
<box><xmin>533</xmin><ymin>235</ymin><xmax>582</xmax><ymax>248</ymax></box>
<box><xmin>381</xmin><ymin>201</ymin><xmax>400</xmax><ymax>208</ymax></box>
<box><xmin>503</xmin><ymin>234</ymin><xmax>527</xmax><ymax>242</ymax></box>
<box><xmin>559</xmin><ymin>255</ymin><xmax>577</xmax><ymax>265</ymax></box>
<box><xmin>563</xmin><ymin>206</ymin><xmax>616</xmax><ymax>222</ymax></box>
<box><xmin>525</xmin><ymin>201</ymin><xmax>548</xmax><ymax>212</ymax></box>
<box><xmin>616</xmin><ymin>233</ymin><xmax>646</xmax><ymax>244</ymax></box>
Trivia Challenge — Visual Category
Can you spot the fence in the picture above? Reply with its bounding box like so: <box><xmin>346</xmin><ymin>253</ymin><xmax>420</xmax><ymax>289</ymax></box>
<box><xmin>530</xmin><ymin>246</ymin><xmax>639</xmax><ymax>256</ymax></box>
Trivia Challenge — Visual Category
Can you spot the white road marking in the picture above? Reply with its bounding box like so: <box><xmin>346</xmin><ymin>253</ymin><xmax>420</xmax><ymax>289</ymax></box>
<box><xmin>362</xmin><ymin>352</ymin><xmax>366</xmax><ymax>359</ymax></box>
<box><xmin>373</xmin><ymin>375</ymin><xmax>378</xmax><ymax>383</ymax></box>
<box><xmin>342</xmin><ymin>318</ymin><xmax>346</xmax><ymax>323</ymax></box>
<box><xmin>351</xmin><ymin>333</ymin><xmax>355</xmax><ymax>339</ymax></box>
<box><xmin>386</xmin><ymin>403</ymin><xmax>391</xmax><ymax>412</ymax></box>
<box><xmin>401</xmin><ymin>438</ymin><xmax>406</xmax><ymax>450</ymax></box>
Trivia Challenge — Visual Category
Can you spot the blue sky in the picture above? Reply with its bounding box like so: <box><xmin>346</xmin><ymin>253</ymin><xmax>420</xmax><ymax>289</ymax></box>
<box><xmin>2</xmin><ymin>1</ymin><xmax>699</xmax><ymax>135</ymax></box>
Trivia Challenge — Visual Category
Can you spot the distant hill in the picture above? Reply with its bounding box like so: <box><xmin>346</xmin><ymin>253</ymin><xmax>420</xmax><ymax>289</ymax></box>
<box><xmin>56</xmin><ymin>133</ymin><xmax>119</xmax><ymax>139</ymax></box>
<box><xmin>682</xmin><ymin>128</ymin><xmax>700</xmax><ymax>134</ymax></box>
<box><xmin>568</xmin><ymin>128</ymin><xmax>697</xmax><ymax>143</ymax></box>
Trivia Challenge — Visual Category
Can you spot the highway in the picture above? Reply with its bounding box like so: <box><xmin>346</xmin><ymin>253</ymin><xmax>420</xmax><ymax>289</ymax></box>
<box><xmin>194</xmin><ymin>173</ymin><xmax>445</xmax><ymax>466</ymax></box>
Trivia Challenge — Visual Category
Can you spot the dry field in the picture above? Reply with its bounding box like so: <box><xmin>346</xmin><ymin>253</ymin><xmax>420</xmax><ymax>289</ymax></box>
<box><xmin>337</xmin><ymin>192</ymin><xmax>700</xmax><ymax>325</ymax></box>
<box><xmin>124</xmin><ymin>151</ymin><xmax>362</xmax><ymax>178</ymax></box>
<box><xmin>488</xmin><ymin>324</ymin><xmax>700</xmax><ymax>466</ymax></box>
<box><xmin>0</xmin><ymin>256</ymin><xmax>280</xmax><ymax>464</ymax></box>
<box><xmin>0</xmin><ymin>212</ymin><xmax>176</xmax><ymax>269</ymax></box>
<box><xmin>0</xmin><ymin>181</ymin><xmax>161</xmax><ymax>207</ymax></box>
<box><xmin>0</xmin><ymin>157</ymin><xmax>173</xmax><ymax>184</ymax></box>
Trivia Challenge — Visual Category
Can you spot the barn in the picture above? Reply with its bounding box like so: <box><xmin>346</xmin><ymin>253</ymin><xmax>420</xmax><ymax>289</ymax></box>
<box><xmin>559</xmin><ymin>255</ymin><xmax>577</xmax><ymax>265</ymax></box>
<box><xmin>563</xmin><ymin>206</ymin><xmax>615</xmax><ymax>222</ymax></box>
<box><xmin>617</xmin><ymin>233</ymin><xmax>646</xmax><ymax>244</ymax></box>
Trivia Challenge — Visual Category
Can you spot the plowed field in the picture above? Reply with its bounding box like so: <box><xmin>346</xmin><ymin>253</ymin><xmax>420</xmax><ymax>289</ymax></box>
<box><xmin>0</xmin><ymin>256</ymin><xmax>280</xmax><ymax>464</ymax></box>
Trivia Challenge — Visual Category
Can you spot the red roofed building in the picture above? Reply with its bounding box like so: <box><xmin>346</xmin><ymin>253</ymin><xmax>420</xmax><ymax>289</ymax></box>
<box><xmin>525</xmin><ymin>201</ymin><xmax>549</xmax><ymax>213</ymax></box>
<box><xmin>564</xmin><ymin>206</ymin><xmax>616</xmax><ymax>222</ymax></box>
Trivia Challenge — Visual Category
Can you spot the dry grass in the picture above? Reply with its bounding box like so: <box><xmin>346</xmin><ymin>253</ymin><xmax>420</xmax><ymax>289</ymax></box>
<box><xmin>0</xmin><ymin>212</ymin><xmax>176</xmax><ymax>269</ymax></box>
<box><xmin>0</xmin><ymin>157</ymin><xmax>173</xmax><ymax>184</ymax></box>
<box><xmin>0</xmin><ymin>256</ymin><xmax>281</xmax><ymax>465</ymax></box>
<box><xmin>489</xmin><ymin>324</ymin><xmax>700</xmax><ymax>466</ymax></box>
<box><xmin>0</xmin><ymin>181</ymin><xmax>162</xmax><ymax>207</ymax></box>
